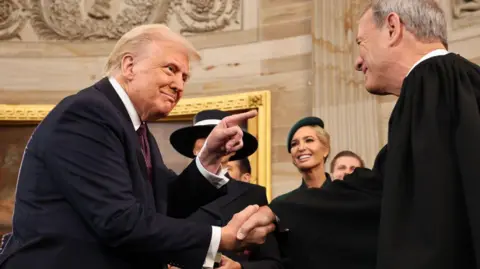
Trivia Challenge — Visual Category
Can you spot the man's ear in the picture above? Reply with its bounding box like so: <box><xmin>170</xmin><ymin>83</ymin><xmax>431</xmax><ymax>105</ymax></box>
<box><xmin>241</xmin><ymin>173</ymin><xmax>251</xmax><ymax>183</ymax></box>
<box><xmin>120</xmin><ymin>53</ymin><xmax>136</xmax><ymax>80</ymax></box>
<box><xmin>385</xmin><ymin>12</ymin><xmax>403</xmax><ymax>47</ymax></box>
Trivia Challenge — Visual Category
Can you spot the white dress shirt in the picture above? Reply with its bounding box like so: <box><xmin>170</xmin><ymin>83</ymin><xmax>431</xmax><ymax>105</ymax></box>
<box><xmin>406</xmin><ymin>49</ymin><xmax>450</xmax><ymax>76</ymax></box>
<box><xmin>109</xmin><ymin>77</ymin><xmax>228</xmax><ymax>268</ymax></box>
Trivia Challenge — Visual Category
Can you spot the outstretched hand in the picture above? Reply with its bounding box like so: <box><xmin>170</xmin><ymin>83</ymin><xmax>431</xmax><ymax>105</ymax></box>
<box><xmin>199</xmin><ymin>110</ymin><xmax>257</xmax><ymax>173</ymax></box>
<box><xmin>237</xmin><ymin>206</ymin><xmax>276</xmax><ymax>241</ymax></box>
<box><xmin>219</xmin><ymin>205</ymin><xmax>276</xmax><ymax>251</ymax></box>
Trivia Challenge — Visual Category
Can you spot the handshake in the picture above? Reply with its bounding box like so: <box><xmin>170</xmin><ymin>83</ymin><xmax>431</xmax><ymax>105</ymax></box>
<box><xmin>218</xmin><ymin>205</ymin><xmax>277</xmax><ymax>251</ymax></box>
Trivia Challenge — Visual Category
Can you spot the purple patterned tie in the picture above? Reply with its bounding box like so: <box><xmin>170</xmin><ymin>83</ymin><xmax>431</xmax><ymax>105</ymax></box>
<box><xmin>137</xmin><ymin>123</ymin><xmax>152</xmax><ymax>182</ymax></box>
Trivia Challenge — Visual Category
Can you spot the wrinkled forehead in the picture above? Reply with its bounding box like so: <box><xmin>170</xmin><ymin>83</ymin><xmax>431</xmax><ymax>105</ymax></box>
<box><xmin>148</xmin><ymin>41</ymin><xmax>191</xmax><ymax>67</ymax></box>
<box><xmin>357</xmin><ymin>8</ymin><xmax>374</xmax><ymax>37</ymax></box>
<box><xmin>359</xmin><ymin>7</ymin><xmax>373</xmax><ymax>23</ymax></box>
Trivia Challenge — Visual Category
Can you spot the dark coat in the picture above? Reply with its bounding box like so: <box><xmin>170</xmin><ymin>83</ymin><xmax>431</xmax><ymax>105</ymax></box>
<box><xmin>0</xmin><ymin>78</ymin><xmax>225</xmax><ymax>269</ymax></box>
<box><xmin>376</xmin><ymin>53</ymin><xmax>480</xmax><ymax>269</ymax></box>
<box><xmin>272</xmin><ymin>173</ymin><xmax>333</xmax><ymax>203</ymax></box>
<box><xmin>270</xmin><ymin>168</ymin><xmax>382</xmax><ymax>269</ymax></box>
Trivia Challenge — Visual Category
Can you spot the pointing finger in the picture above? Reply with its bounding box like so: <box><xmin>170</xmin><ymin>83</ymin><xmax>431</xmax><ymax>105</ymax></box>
<box><xmin>223</xmin><ymin>110</ymin><xmax>257</xmax><ymax>127</ymax></box>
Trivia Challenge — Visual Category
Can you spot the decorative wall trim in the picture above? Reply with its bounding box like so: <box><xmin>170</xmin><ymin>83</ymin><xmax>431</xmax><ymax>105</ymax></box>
<box><xmin>0</xmin><ymin>0</ymin><xmax>258</xmax><ymax>57</ymax></box>
<box><xmin>450</xmin><ymin>0</ymin><xmax>480</xmax><ymax>30</ymax></box>
<box><xmin>165</xmin><ymin>92</ymin><xmax>265</xmax><ymax>119</ymax></box>
<box><xmin>171</xmin><ymin>0</ymin><xmax>241</xmax><ymax>34</ymax></box>
<box><xmin>0</xmin><ymin>104</ymin><xmax>52</xmax><ymax>121</ymax></box>
<box><xmin>453</xmin><ymin>0</ymin><xmax>480</xmax><ymax>19</ymax></box>
<box><xmin>0</xmin><ymin>0</ymin><xmax>243</xmax><ymax>41</ymax></box>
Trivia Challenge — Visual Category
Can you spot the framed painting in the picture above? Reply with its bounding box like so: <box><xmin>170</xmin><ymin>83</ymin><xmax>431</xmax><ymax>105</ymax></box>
<box><xmin>0</xmin><ymin>90</ymin><xmax>272</xmax><ymax>206</ymax></box>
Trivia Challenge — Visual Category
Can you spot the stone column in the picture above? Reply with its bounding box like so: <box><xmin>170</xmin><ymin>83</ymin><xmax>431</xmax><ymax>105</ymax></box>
<box><xmin>311</xmin><ymin>0</ymin><xmax>383</xmax><ymax>169</ymax></box>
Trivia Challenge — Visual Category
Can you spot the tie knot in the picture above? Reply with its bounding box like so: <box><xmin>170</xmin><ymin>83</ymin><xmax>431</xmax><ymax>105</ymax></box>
<box><xmin>137</xmin><ymin>123</ymin><xmax>147</xmax><ymax>136</ymax></box>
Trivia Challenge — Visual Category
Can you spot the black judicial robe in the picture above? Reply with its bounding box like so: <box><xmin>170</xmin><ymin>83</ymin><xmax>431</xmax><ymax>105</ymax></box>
<box><xmin>376</xmin><ymin>53</ymin><xmax>480</xmax><ymax>269</ymax></box>
<box><xmin>269</xmin><ymin>166</ymin><xmax>383</xmax><ymax>269</ymax></box>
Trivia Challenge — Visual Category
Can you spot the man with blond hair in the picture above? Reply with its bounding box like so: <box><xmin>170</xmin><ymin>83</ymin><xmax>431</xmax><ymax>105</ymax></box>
<box><xmin>0</xmin><ymin>24</ymin><xmax>274</xmax><ymax>269</ymax></box>
<box><xmin>238</xmin><ymin>0</ymin><xmax>480</xmax><ymax>268</ymax></box>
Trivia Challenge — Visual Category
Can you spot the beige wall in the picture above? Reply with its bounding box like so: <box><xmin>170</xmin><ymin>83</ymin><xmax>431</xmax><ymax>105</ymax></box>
<box><xmin>312</xmin><ymin>0</ymin><xmax>382</xmax><ymax>172</ymax></box>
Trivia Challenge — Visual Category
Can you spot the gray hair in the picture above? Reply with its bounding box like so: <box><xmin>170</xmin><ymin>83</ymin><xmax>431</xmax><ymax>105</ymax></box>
<box><xmin>366</xmin><ymin>0</ymin><xmax>448</xmax><ymax>48</ymax></box>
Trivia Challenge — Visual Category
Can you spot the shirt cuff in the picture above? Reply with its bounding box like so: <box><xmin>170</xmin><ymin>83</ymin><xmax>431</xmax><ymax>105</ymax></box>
<box><xmin>203</xmin><ymin>226</ymin><xmax>221</xmax><ymax>268</ymax></box>
<box><xmin>195</xmin><ymin>142</ymin><xmax>229</xmax><ymax>189</ymax></box>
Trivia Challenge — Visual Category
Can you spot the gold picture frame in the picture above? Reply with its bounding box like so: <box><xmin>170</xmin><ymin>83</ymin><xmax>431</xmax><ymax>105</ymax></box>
<box><xmin>0</xmin><ymin>90</ymin><xmax>272</xmax><ymax>201</ymax></box>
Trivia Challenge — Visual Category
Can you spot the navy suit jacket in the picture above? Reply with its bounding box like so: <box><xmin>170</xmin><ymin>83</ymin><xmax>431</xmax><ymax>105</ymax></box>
<box><xmin>0</xmin><ymin>78</ymin><xmax>225</xmax><ymax>269</ymax></box>
<box><xmin>187</xmin><ymin>179</ymin><xmax>283</xmax><ymax>269</ymax></box>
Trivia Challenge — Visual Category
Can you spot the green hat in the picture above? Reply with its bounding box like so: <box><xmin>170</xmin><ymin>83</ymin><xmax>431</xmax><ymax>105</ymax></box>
<box><xmin>287</xmin><ymin>116</ymin><xmax>325</xmax><ymax>153</ymax></box>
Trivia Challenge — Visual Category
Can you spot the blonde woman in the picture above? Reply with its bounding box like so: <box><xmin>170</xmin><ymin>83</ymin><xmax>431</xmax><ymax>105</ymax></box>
<box><xmin>262</xmin><ymin>116</ymin><xmax>382</xmax><ymax>269</ymax></box>
<box><xmin>274</xmin><ymin>117</ymin><xmax>332</xmax><ymax>202</ymax></box>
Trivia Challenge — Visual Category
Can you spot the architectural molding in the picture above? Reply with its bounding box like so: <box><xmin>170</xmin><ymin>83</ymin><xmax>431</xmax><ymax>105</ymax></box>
<box><xmin>453</xmin><ymin>0</ymin><xmax>480</xmax><ymax>19</ymax></box>
<box><xmin>448</xmin><ymin>0</ymin><xmax>480</xmax><ymax>31</ymax></box>
<box><xmin>0</xmin><ymin>0</ymin><xmax>242</xmax><ymax>41</ymax></box>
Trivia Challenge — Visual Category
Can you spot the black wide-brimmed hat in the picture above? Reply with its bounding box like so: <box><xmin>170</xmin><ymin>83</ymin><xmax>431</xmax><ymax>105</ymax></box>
<box><xmin>170</xmin><ymin>109</ymin><xmax>258</xmax><ymax>160</ymax></box>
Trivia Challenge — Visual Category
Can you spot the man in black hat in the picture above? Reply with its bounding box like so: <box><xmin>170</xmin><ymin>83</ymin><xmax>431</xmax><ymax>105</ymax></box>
<box><xmin>170</xmin><ymin>109</ymin><xmax>282</xmax><ymax>269</ymax></box>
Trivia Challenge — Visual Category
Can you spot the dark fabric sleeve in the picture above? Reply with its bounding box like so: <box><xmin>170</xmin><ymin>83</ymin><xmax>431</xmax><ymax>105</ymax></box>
<box><xmin>241</xmin><ymin>187</ymin><xmax>283</xmax><ymax>269</ymax></box>
<box><xmin>167</xmin><ymin>160</ymin><xmax>226</xmax><ymax>219</ymax></box>
<box><xmin>269</xmin><ymin>169</ymin><xmax>382</xmax><ymax>269</ymax></box>
<box><xmin>455</xmin><ymin>73</ymin><xmax>480</xmax><ymax>265</ymax></box>
<box><xmin>448</xmin><ymin>61</ymin><xmax>480</xmax><ymax>264</ymax></box>
<box><xmin>147</xmin><ymin>137</ymin><xmax>227</xmax><ymax>219</ymax></box>
<box><xmin>43</xmin><ymin>98</ymin><xmax>211</xmax><ymax>268</ymax></box>
<box><xmin>376</xmin><ymin>54</ymin><xmax>480</xmax><ymax>269</ymax></box>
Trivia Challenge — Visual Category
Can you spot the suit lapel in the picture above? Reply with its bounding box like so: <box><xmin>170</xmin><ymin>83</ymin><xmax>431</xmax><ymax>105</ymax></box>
<box><xmin>94</xmin><ymin>77</ymin><xmax>149</xmax><ymax>183</ymax></box>
<box><xmin>147</xmin><ymin>130</ymin><xmax>171</xmax><ymax>213</ymax></box>
<box><xmin>200</xmin><ymin>178</ymin><xmax>250</xmax><ymax>221</ymax></box>
<box><xmin>199</xmin><ymin>198</ymin><xmax>223</xmax><ymax>220</ymax></box>
<box><xmin>218</xmin><ymin>178</ymin><xmax>250</xmax><ymax>207</ymax></box>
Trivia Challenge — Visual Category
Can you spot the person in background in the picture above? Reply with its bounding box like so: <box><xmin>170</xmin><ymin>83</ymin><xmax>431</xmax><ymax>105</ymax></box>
<box><xmin>273</xmin><ymin>117</ymin><xmax>332</xmax><ymax>203</ymax></box>
<box><xmin>264</xmin><ymin>117</ymin><xmax>372</xmax><ymax>269</ymax></box>
<box><xmin>225</xmin><ymin>158</ymin><xmax>252</xmax><ymax>183</ymax></box>
<box><xmin>170</xmin><ymin>109</ymin><xmax>282</xmax><ymax>269</ymax></box>
<box><xmin>330</xmin><ymin>150</ymin><xmax>365</xmax><ymax>180</ymax></box>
